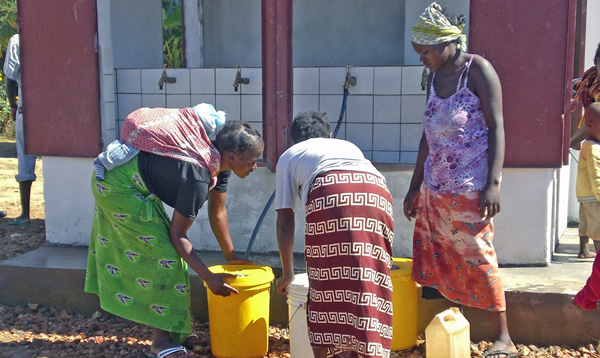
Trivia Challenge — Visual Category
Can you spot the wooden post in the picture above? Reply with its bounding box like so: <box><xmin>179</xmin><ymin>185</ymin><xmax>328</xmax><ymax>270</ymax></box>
<box><xmin>261</xmin><ymin>0</ymin><xmax>292</xmax><ymax>172</ymax></box>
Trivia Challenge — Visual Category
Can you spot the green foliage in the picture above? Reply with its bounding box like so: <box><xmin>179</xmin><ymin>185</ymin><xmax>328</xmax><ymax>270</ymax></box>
<box><xmin>162</xmin><ymin>0</ymin><xmax>183</xmax><ymax>68</ymax></box>
<box><xmin>0</xmin><ymin>0</ymin><xmax>16</xmax><ymax>137</ymax></box>
<box><xmin>0</xmin><ymin>0</ymin><xmax>17</xmax><ymax>54</ymax></box>
<box><xmin>0</xmin><ymin>74</ymin><xmax>15</xmax><ymax>138</ymax></box>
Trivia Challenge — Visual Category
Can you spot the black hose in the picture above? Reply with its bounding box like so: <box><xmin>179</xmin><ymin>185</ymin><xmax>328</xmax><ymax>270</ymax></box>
<box><xmin>333</xmin><ymin>88</ymin><xmax>349</xmax><ymax>138</ymax></box>
<box><xmin>243</xmin><ymin>87</ymin><xmax>351</xmax><ymax>260</ymax></box>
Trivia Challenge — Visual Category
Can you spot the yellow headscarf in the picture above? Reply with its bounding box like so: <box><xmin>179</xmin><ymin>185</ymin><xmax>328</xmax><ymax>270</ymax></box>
<box><xmin>412</xmin><ymin>2</ymin><xmax>467</xmax><ymax>51</ymax></box>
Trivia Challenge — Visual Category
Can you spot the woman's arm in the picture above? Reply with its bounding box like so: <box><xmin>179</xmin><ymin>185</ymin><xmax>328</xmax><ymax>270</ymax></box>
<box><xmin>169</xmin><ymin>210</ymin><xmax>238</xmax><ymax>296</ymax></box>
<box><xmin>571</xmin><ymin>125</ymin><xmax>589</xmax><ymax>150</ymax></box>
<box><xmin>275</xmin><ymin>208</ymin><xmax>295</xmax><ymax>295</ymax></box>
<box><xmin>403</xmin><ymin>72</ymin><xmax>432</xmax><ymax>221</ymax></box>
<box><xmin>207</xmin><ymin>190</ymin><xmax>251</xmax><ymax>264</ymax></box>
<box><xmin>471</xmin><ymin>56</ymin><xmax>505</xmax><ymax>220</ymax></box>
<box><xmin>5</xmin><ymin>78</ymin><xmax>18</xmax><ymax>121</ymax></box>
<box><xmin>403</xmin><ymin>131</ymin><xmax>429</xmax><ymax>221</ymax></box>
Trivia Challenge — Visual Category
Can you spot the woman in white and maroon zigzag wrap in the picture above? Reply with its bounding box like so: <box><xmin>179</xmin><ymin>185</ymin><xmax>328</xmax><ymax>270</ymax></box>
<box><xmin>275</xmin><ymin>111</ymin><xmax>394</xmax><ymax>358</ymax></box>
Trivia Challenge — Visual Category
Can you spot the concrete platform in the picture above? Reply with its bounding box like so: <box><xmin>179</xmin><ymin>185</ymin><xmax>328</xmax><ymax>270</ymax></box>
<box><xmin>1</xmin><ymin>227</ymin><xmax>599</xmax><ymax>347</ymax></box>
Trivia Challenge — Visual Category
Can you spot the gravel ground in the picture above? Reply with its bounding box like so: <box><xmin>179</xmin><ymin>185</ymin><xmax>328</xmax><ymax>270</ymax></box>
<box><xmin>0</xmin><ymin>301</ymin><xmax>598</xmax><ymax>358</ymax></box>
<box><xmin>0</xmin><ymin>142</ymin><xmax>599</xmax><ymax>357</ymax></box>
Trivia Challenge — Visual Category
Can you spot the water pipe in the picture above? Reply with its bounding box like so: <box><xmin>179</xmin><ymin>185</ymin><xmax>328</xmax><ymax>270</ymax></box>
<box><xmin>243</xmin><ymin>67</ymin><xmax>356</xmax><ymax>260</ymax></box>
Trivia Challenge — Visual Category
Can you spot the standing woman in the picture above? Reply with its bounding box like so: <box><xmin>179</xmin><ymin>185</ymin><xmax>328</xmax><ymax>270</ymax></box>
<box><xmin>85</xmin><ymin>106</ymin><xmax>263</xmax><ymax>358</ymax></box>
<box><xmin>275</xmin><ymin>112</ymin><xmax>394</xmax><ymax>358</ymax></box>
<box><xmin>403</xmin><ymin>3</ymin><xmax>521</xmax><ymax>358</ymax></box>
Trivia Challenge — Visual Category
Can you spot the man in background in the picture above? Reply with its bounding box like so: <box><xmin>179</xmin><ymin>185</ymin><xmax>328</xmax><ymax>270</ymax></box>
<box><xmin>3</xmin><ymin>32</ymin><xmax>37</xmax><ymax>226</ymax></box>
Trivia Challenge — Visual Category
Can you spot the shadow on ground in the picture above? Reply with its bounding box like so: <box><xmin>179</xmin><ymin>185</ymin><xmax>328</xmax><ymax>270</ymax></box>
<box><xmin>0</xmin><ymin>140</ymin><xmax>17</xmax><ymax>159</ymax></box>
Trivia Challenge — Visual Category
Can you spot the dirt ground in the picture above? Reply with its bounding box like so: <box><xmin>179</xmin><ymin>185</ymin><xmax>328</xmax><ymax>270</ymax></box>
<box><xmin>0</xmin><ymin>138</ymin><xmax>598</xmax><ymax>357</ymax></box>
<box><xmin>0</xmin><ymin>138</ymin><xmax>46</xmax><ymax>261</ymax></box>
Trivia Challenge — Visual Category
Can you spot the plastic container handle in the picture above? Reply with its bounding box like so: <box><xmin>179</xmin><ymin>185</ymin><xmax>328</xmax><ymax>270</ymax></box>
<box><xmin>443</xmin><ymin>312</ymin><xmax>457</xmax><ymax>322</ymax></box>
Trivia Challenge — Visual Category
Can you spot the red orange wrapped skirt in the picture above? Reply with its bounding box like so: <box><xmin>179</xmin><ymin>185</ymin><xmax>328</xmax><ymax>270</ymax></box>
<box><xmin>412</xmin><ymin>187</ymin><xmax>506</xmax><ymax>311</ymax></box>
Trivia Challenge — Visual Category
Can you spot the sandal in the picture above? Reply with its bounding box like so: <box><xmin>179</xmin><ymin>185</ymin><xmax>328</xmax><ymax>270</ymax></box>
<box><xmin>7</xmin><ymin>218</ymin><xmax>31</xmax><ymax>226</ymax></box>
<box><xmin>156</xmin><ymin>345</ymin><xmax>188</xmax><ymax>358</ymax></box>
<box><xmin>483</xmin><ymin>349</ymin><xmax>524</xmax><ymax>358</ymax></box>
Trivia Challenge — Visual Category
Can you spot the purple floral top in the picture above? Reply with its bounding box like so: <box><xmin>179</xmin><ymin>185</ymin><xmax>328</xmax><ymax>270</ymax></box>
<box><xmin>423</xmin><ymin>56</ymin><xmax>489</xmax><ymax>193</ymax></box>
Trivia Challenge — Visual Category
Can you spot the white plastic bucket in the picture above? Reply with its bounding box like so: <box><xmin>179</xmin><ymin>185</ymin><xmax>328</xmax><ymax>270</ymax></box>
<box><xmin>287</xmin><ymin>273</ymin><xmax>312</xmax><ymax>358</ymax></box>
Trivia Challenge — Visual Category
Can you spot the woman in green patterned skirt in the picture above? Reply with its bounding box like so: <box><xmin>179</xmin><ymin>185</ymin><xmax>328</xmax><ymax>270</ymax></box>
<box><xmin>85</xmin><ymin>106</ymin><xmax>263</xmax><ymax>358</ymax></box>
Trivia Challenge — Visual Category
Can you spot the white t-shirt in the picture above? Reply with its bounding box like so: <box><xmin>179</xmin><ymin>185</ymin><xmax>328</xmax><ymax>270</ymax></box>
<box><xmin>3</xmin><ymin>34</ymin><xmax>21</xmax><ymax>107</ymax></box>
<box><xmin>274</xmin><ymin>138</ymin><xmax>384</xmax><ymax>212</ymax></box>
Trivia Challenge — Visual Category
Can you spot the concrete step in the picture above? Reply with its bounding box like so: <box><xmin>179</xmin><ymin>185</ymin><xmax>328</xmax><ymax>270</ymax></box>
<box><xmin>0</xmin><ymin>244</ymin><xmax>599</xmax><ymax>347</ymax></box>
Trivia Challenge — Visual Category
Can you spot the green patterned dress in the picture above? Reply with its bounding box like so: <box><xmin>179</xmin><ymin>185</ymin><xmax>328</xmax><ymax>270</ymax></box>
<box><xmin>85</xmin><ymin>156</ymin><xmax>192</xmax><ymax>343</ymax></box>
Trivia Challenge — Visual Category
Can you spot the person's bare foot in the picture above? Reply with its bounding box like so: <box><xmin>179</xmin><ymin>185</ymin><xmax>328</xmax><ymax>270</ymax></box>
<box><xmin>151</xmin><ymin>343</ymin><xmax>189</xmax><ymax>358</ymax></box>
<box><xmin>578</xmin><ymin>250</ymin><xmax>596</xmax><ymax>259</ymax></box>
<box><xmin>151</xmin><ymin>329</ymin><xmax>191</xmax><ymax>357</ymax></box>
<box><xmin>484</xmin><ymin>340</ymin><xmax>522</xmax><ymax>357</ymax></box>
<box><xmin>15</xmin><ymin>215</ymin><xmax>31</xmax><ymax>223</ymax></box>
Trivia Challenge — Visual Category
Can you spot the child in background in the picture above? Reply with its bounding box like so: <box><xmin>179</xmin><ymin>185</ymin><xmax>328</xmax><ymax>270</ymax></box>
<box><xmin>570</xmin><ymin>43</ymin><xmax>600</xmax><ymax>258</ymax></box>
<box><xmin>575</xmin><ymin>102</ymin><xmax>600</xmax><ymax>311</ymax></box>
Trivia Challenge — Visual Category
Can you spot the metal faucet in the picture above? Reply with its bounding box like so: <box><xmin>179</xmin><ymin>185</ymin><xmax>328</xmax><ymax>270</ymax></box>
<box><xmin>233</xmin><ymin>65</ymin><xmax>250</xmax><ymax>92</ymax></box>
<box><xmin>158</xmin><ymin>64</ymin><xmax>176</xmax><ymax>90</ymax></box>
<box><xmin>343</xmin><ymin>65</ymin><xmax>357</xmax><ymax>89</ymax></box>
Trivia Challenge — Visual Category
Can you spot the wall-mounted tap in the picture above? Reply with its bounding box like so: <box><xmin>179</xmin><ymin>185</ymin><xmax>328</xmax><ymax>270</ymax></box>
<box><xmin>158</xmin><ymin>64</ymin><xmax>177</xmax><ymax>90</ymax></box>
<box><xmin>233</xmin><ymin>65</ymin><xmax>250</xmax><ymax>92</ymax></box>
<box><xmin>343</xmin><ymin>65</ymin><xmax>357</xmax><ymax>89</ymax></box>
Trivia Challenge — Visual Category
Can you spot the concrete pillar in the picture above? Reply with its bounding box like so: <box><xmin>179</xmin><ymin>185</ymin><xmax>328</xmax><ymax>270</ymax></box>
<box><xmin>261</xmin><ymin>0</ymin><xmax>292</xmax><ymax>171</ymax></box>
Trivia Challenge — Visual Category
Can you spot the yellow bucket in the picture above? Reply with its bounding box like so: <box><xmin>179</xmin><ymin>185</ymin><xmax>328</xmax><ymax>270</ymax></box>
<box><xmin>205</xmin><ymin>264</ymin><xmax>275</xmax><ymax>358</ymax></box>
<box><xmin>390</xmin><ymin>258</ymin><xmax>418</xmax><ymax>351</ymax></box>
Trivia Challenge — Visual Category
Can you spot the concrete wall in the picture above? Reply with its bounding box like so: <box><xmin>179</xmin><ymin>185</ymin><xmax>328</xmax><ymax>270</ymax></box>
<box><xmin>114</xmin><ymin>66</ymin><xmax>427</xmax><ymax>163</ymax></box>
<box><xmin>41</xmin><ymin>0</ymin><xmax>568</xmax><ymax>267</ymax></box>
<box><xmin>201</xmin><ymin>0</ymin><xmax>262</xmax><ymax>68</ymax></box>
<box><xmin>43</xmin><ymin>158</ymin><xmax>557</xmax><ymax>266</ymax></box>
<box><xmin>556</xmin><ymin>165</ymin><xmax>570</xmax><ymax>251</ymax></box>
<box><xmin>202</xmin><ymin>0</ymin><xmax>406</xmax><ymax>68</ymax></box>
<box><xmin>584</xmin><ymin>0</ymin><xmax>600</xmax><ymax>70</ymax></box>
<box><xmin>43</xmin><ymin>157</ymin><xmax>96</xmax><ymax>246</ymax></box>
<box><xmin>291</xmin><ymin>0</ymin><xmax>405</xmax><ymax>67</ymax></box>
<box><xmin>193</xmin><ymin>0</ymin><xmax>469</xmax><ymax>68</ymax></box>
<box><xmin>110</xmin><ymin>0</ymin><xmax>163</xmax><ymax>69</ymax></box>
<box><xmin>107</xmin><ymin>0</ymin><xmax>469</xmax><ymax>68</ymax></box>
<box><xmin>97</xmin><ymin>0</ymin><xmax>117</xmax><ymax>148</ymax></box>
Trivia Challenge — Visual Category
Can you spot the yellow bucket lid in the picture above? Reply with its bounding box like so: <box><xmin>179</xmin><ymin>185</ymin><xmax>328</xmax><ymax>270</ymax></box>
<box><xmin>206</xmin><ymin>264</ymin><xmax>275</xmax><ymax>289</ymax></box>
<box><xmin>390</xmin><ymin>258</ymin><xmax>413</xmax><ymax>277</ymax></box>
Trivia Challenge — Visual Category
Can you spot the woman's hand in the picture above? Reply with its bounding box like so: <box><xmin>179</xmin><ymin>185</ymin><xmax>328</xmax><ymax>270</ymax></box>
<box><xmin>479</xmin><ymin>184</ymin><xmax>501</xmax><ymax>220</ymax></box>
<box><xmin>403</xmin><ymin>189</ymin><xmax>420</xmax><ymax>221</ymax></box>
<box><xmin>205</xmin><ymin>272</ymin><xmax>239</xmax><ymax>297</ymax></box>
<box><xmin>570</xmin><ymin>98</ymin><xmax>580</xmax><ymax>112</ymax></box>
<box><xmin>227</xmin><ymin>252</ymin><xmax>254</xmax><ymax>265</ymax></box>
<box><xmin>275</xmin><ymin>272</ymin><xmax>295</xmax><ymax>296</ymax></box>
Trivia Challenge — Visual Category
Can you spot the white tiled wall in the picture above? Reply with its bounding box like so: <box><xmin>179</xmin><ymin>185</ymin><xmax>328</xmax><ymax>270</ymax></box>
<box><xmin>115</xmin><ymin>66</ymin><xmax>427</xmax><ymax>163</ymax></box>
